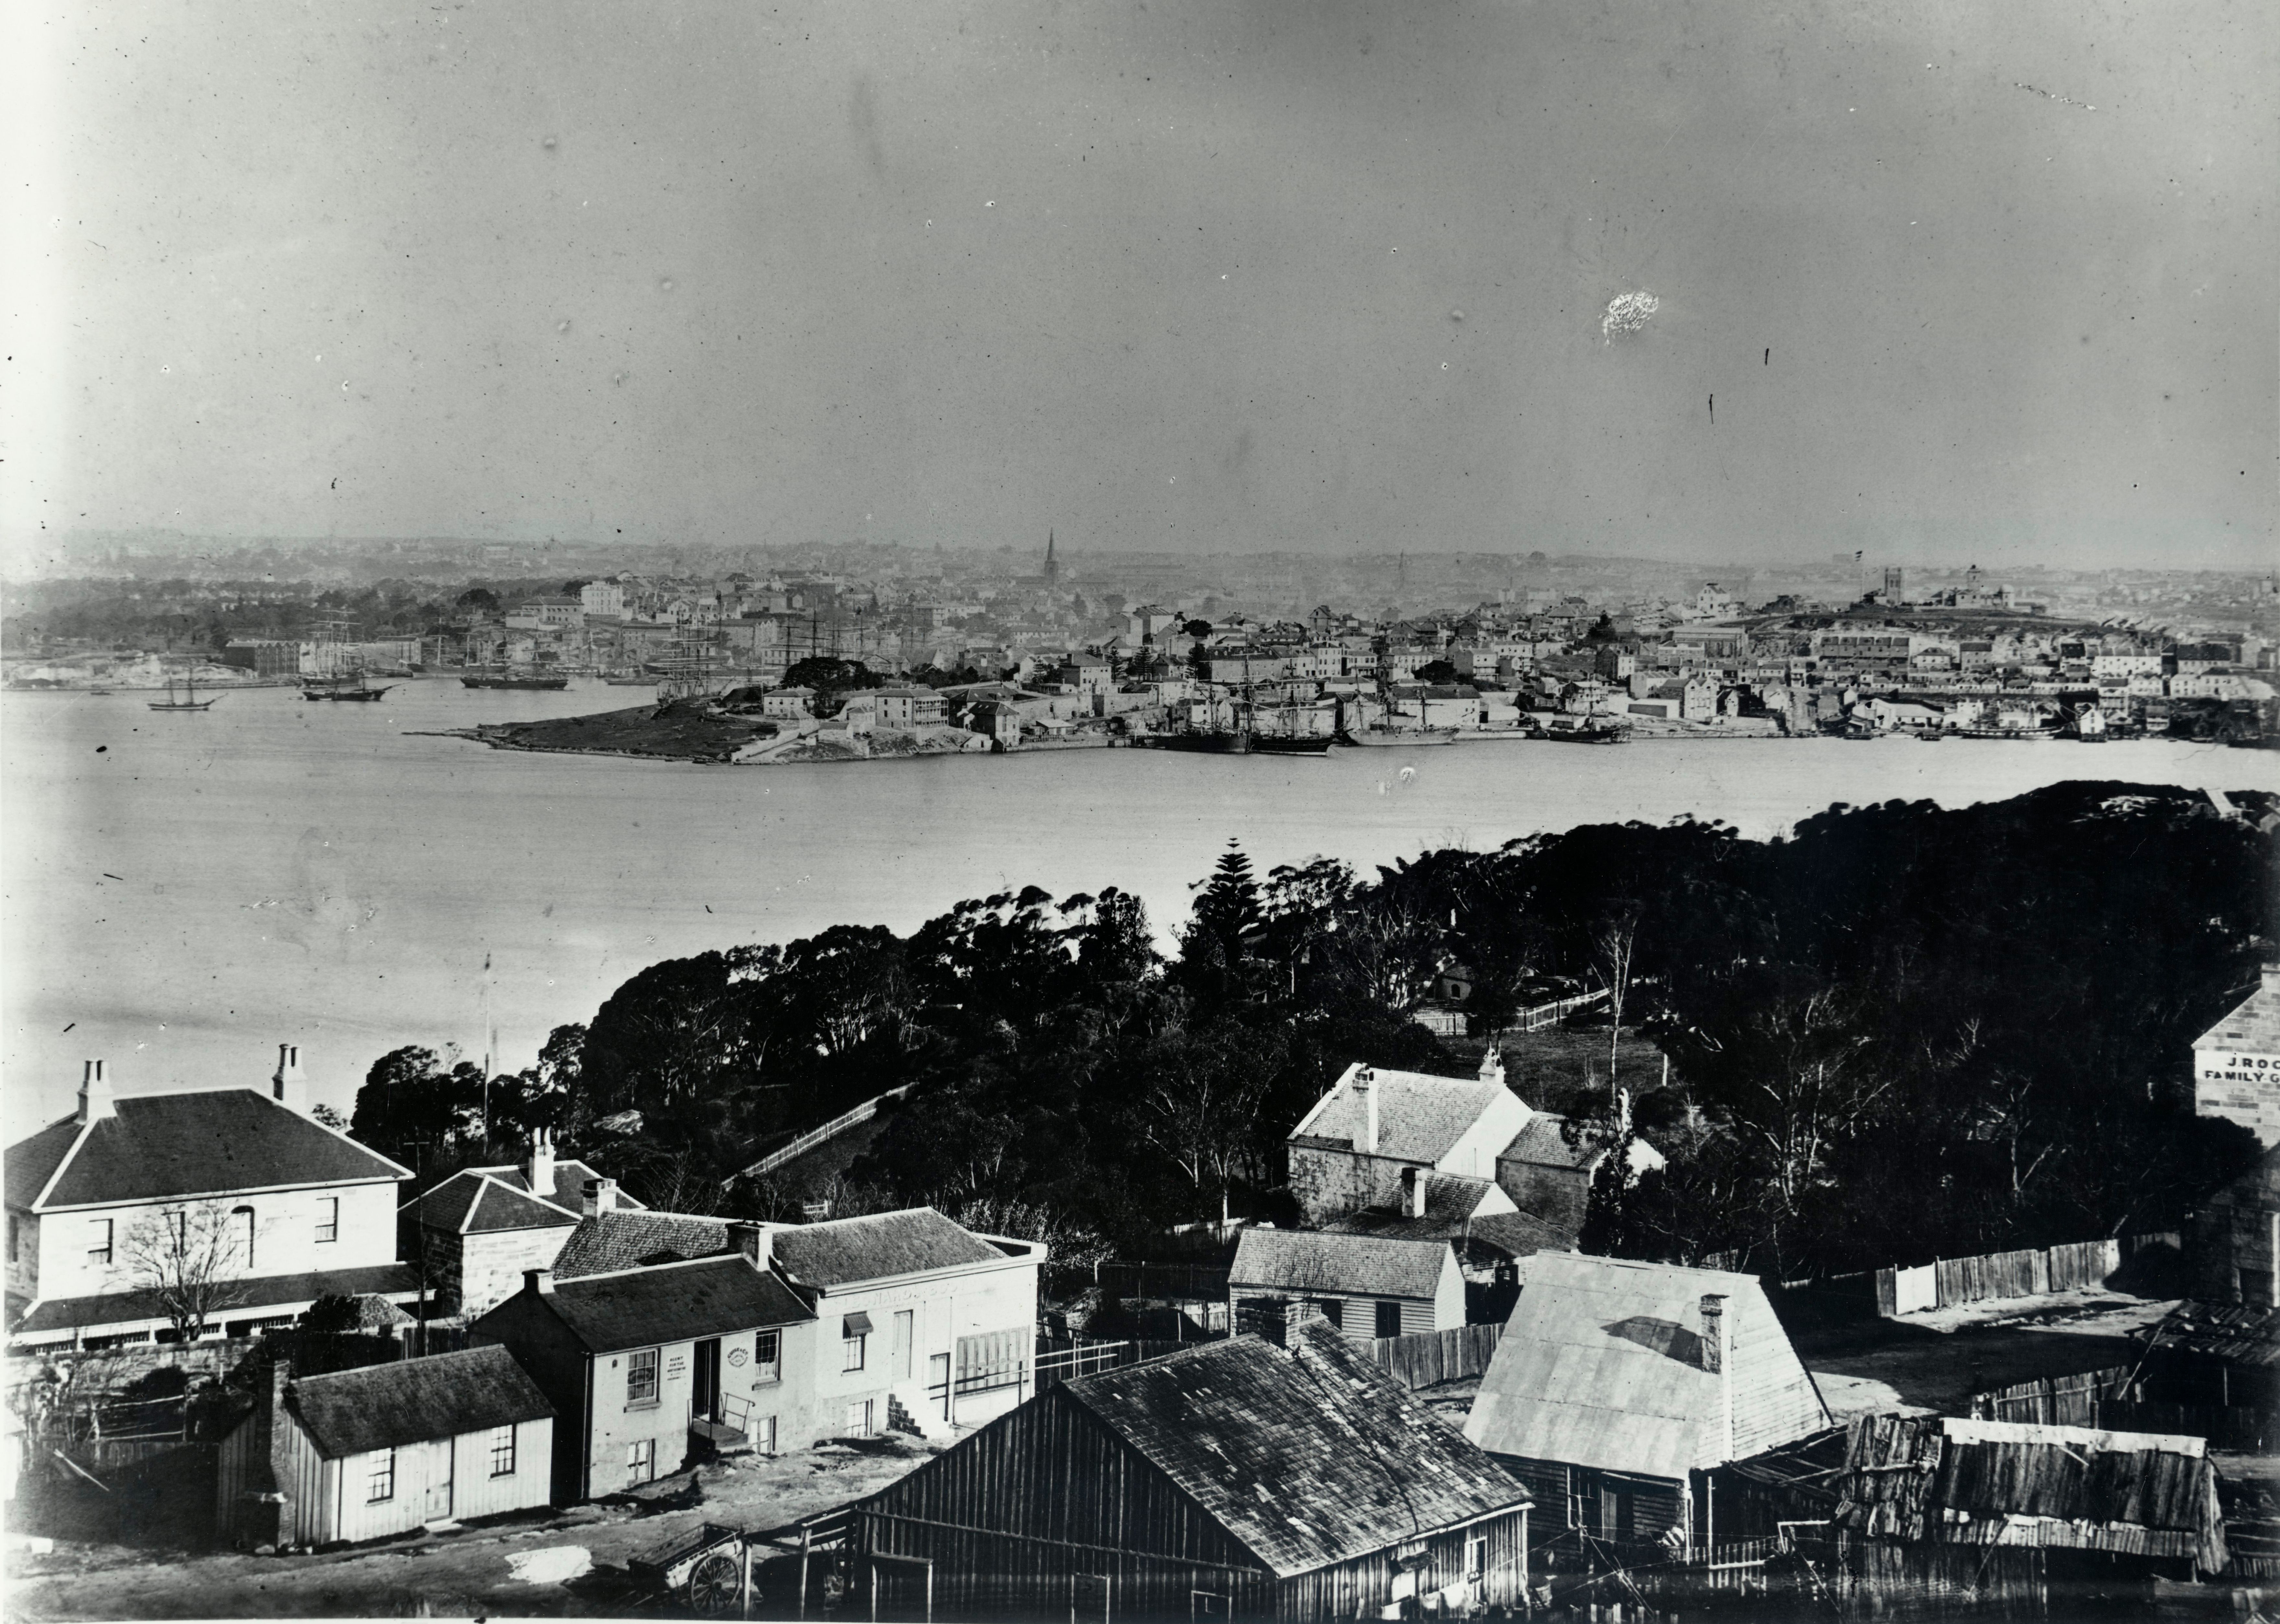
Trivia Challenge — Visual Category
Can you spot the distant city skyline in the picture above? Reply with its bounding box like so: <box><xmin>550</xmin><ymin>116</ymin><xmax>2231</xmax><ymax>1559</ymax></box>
<box><xmin>8</xmin><ymin>0</ymin><xmax>2272</xmax><ymax>570</ymax></box>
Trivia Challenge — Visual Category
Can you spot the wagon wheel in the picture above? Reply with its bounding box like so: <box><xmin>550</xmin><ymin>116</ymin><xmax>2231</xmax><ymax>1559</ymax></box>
<box><xmin>687</xmin><ymin>1551</ymin><xmax>742</xmax><ymax>1616</ymax></box>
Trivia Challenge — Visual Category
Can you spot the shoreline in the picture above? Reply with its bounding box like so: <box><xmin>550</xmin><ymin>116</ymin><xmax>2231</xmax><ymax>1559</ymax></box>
<box><xmin>421</xmin><ymin>720</ymin><xmax>2158</xmax><ymax>766</ymax></box>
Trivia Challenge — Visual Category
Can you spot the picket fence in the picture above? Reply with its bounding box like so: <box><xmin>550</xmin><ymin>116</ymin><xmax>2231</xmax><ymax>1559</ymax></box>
<box><xmin>1873</xmin><ymin>1237</ymin><xmax>2132</xmax><ymax>1317</ymax></box>
<box><xmin>1363</xmin><ymin>1322</ymin><xmax>1505</xmax><ymax>1390</ymax></box>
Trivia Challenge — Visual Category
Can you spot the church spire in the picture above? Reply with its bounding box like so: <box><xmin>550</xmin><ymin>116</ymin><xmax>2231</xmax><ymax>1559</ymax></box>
<box><xmin>1044</xmin><ymin>529</ymin><xmax>1059</xmax><ymax>587</ymax></box>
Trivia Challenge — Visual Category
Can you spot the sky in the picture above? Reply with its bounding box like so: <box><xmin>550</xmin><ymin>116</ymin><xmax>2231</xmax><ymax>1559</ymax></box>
<box><xmin>6</xmin><ymin>0</ymin><xmax>2274</xmax><ymax>567</ymax></box>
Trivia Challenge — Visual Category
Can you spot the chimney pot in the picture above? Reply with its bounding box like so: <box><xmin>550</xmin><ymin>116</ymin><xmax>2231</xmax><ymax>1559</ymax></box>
<box><xmin>271</xmin><ymin>1044</ymin><xmax>308</xmax><ymax>1114</ymax></box>
<box><xmin>582</xmin><ymin>1177</ymin><xmax>618</xmax><ymax>1217</ymax></box>
<box><xmin>77</xmin><ymin>1059</ymin><xmax>115</xmax><ymax>1124</ymax></box>
<box><xmin>1354</xmin><ymin>1067</ymin><xmax>1380</xmax><ymax>1155</ymax></box>
<box><xmin>1403</xmin><ymin>1166</ymin><xmax>1429</xmax><ymax>1219</ymax></box>
<box><xmin>526</xmin><ymin>1128</ymin><xmax>555</xmax><ymax>1199</ymax></box>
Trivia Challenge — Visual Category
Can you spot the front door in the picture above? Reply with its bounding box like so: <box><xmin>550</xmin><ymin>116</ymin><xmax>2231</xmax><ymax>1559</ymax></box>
<box><xmin>693</xmin><ymin>1337</ymin><xmax>722</xmax><ymax>1424</ymax></box>
<box><xmin>424</xmin><ymin>1438</ymin><xmax>454</xmax><ymax>1522</ymax></box>
<box><xmin>928</xmin><ymin>1352</ymin><xmax>951</xmax><ymax>1419</ymax></box>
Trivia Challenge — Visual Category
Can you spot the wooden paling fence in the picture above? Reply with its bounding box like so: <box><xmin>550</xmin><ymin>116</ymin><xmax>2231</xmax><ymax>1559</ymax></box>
<box><xmin>1364</xmin><ymin>1322</ymin><xmax>1505</xmax><ymax>1390</ymax></box>
<box><xmin>1872</xmin><ymin>1236</ymin><xmax>2134</xmax><ymax>1317</ymax></box>
<box><xmin>1091</xmin><ymin>1261</ymin><xmax>1231</xmax><ymax>1303</ymax></box>
<box><xmin>1968</xmin><ymin>1365</ymin><xmax>2133</xmax><ymax>1428</ymax></box>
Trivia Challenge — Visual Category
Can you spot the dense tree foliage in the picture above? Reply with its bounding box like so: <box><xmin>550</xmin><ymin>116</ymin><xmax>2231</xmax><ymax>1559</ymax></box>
<box><xmin>356</xmin><ymin>783</ymin><xmax>2270</xmax><ymax>1274</ymax></box>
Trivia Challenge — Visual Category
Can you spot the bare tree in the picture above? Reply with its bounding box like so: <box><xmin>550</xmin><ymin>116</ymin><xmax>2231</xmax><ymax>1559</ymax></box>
<box><xmin>120</xmin><ymin>1201</ymin><xmax>253</xmax><ymax>1344</ymax></box>
<box><xmin>1592</xmin><ymin>903</ymin><xmax>1644</xmax><ymax>1101</ymax></box>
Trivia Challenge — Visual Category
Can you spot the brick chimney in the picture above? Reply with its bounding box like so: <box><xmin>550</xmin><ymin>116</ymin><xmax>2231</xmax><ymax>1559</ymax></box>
<box><xmin>76</xmin><ymin>1059</ymin><xmax>114</xmax><ymax>1124</ymax></box>
<box><xmin>1354</xmin><ymin>1067</ymin><xmax>1379</xmax><ymax>1154</ymax></box>
<box><xmin>1402</xmin><ymin>1165</ymin><xmax>1429</xmax><ymax>1219</ymax></box>
<box><xmin>524</xmin><ymin>1128</ymin><xmax>555</xmax><ymax>1200</ymax></box>
<box><xmin>581</xmin><ymin>1177</ymin><xmax>618</xmax><ymax>1217</ymax></box>
<box><xmin>728</xmin><ymin>1221</ymin><xmax>773</xmax><ymax>1269</ymax></box>
<box><xmin>1700</xmin><ymin>1293</ymin><xmax>1734</xmax><ymax>1461</ymax></box>
<box><xmin>270</xmin><ymin>1045</ymin><xmax>307</xmax><ymax>1115</ymax></box>
<box><xmin>524</xmin><ymin>1267</ymin><xmax>556</xmax><ymax>1296</ymax></box>
<box><xmin>1272</xmin><ymin>1297</ymin><xmax>1326</xmax><ymax>1349</ymax></box>
<box><xmin>1478</xmin><ymin>1047</ymin><xmax>1505</xmax><ymax>1091</ymax></box>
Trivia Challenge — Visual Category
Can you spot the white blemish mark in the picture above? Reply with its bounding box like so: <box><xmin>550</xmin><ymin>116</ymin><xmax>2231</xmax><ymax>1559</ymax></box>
<box><xmin>506</xmin><ymin>1547</ymin><xmax>591</xmax><ymax>1586</ymax></box>
<box><xmin>1602</xmin><ymin>290</ymin><xmax>1659</xmax><ymax>340</ymax></box>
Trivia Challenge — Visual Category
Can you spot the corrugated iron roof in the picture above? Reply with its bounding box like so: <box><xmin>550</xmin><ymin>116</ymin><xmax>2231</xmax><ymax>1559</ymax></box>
<box><xmin>1463</xmin><ymin>1253</ymin><xmax>1830</xmax><ymax>1479</ymax></box>
<box><xmin>1062</xmin><ymin>1325</ymin><xmax>1529</xmax><ymax>1578</ymax></box>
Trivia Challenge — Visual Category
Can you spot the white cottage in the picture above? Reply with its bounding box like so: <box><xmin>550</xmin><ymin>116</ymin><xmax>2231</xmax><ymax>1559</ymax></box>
<box><xmin>217</xmin><ymin>1346</ymin><xmax>555</xmax><ymax>1548</ymax></box>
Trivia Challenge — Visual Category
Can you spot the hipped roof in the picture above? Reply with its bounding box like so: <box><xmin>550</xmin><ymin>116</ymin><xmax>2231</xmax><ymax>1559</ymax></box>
<box><xmin>1463</xmin><ymin>1253</ymin><xmax>1830</xmax><ymax>1479</ymax></box>
<box><xmin>494</xmin><ymin>1255</ymin><xmax>814</xmax><ymax>1353</ymax></box>
<box><xmin>6</xmin><ymin>1090</ymin><xmax>409</xmax><ymax>1211</ymax></box>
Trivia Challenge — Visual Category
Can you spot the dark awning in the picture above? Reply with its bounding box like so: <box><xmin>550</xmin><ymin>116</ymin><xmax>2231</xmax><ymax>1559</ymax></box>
<box><xmin>843</xmin><ymin>1311</ymin><xmax>874</xmax><ymax>1337</ymax></box>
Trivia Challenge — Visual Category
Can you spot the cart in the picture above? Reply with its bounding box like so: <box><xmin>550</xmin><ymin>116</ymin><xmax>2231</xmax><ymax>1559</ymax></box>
<box><xmin>629</xmin><ymin>1521</ymin><xmax>753</xmax><ymax>1616</ymax></box>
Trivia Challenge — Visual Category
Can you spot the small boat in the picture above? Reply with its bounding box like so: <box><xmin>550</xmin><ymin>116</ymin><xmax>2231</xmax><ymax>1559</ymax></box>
<box><xmin>603</xmin><ymin>673</ymin><xmax>658</xmax><ymax>686</ymax></box>
<box><xmin>1250</xmin><ymin>734</ymin><xmax>1333</xmax><ymax>757</ymax></box>
<box><xmin>1543</xmin><ymin>724</ymin><xmax>1627</xmax><ymax>744</ymax></box>
<box><xmin>149</xmin><ymin>672</ymin><xmax>221</xmax><ymax>712</ymax></box>
<box><xmin>87</xmin><ymin>687</ymin><xmax>113</xmax><ymax>696</ymax></box>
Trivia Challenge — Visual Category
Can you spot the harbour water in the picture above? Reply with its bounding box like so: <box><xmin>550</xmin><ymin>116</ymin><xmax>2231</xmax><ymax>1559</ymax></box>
<box><xmin>6</xmin><ymin>680</ymin><xmax>2272</xmax><ymax>1125</ymax></box>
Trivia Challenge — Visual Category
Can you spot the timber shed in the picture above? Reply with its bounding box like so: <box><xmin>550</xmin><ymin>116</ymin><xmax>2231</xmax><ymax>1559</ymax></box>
<box><xmin>1229</xmin><ymin>1227</ymin><xmax>1466</xmax><ymax>1338</ymax></box>
<box><xmin>1463</xmin><ymin>1253</ymin><xmax>1831</xmax><ymax>1548</ymax></box>
<box><xmin>848</xmin><ymin>1323</ymin><xmax>1532</xmax><ymax>1621</ymax></box>
<box><xmin>216</xmin><ymin>1347</ymin><xmax>554</xmax><ymax>1549</ymax></box>
<box><xmin>1834</xmin><ymin>1413</ymin><xmax>2229</xmax><ymax>1578</ymax></box>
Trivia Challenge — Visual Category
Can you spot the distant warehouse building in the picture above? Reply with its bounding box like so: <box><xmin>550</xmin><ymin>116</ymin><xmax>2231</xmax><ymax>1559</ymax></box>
<box><xmin>220</xmin><ymin>640</ymin><xmax>300</xmax><ymax>678</ymax></box>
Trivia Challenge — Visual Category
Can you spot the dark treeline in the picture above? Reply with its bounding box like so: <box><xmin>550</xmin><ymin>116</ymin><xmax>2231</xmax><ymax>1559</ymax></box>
<box><xmin>353</xmin><ymin>782</ymin><xmax>2272</xmax><ymax>1279</ymax></box>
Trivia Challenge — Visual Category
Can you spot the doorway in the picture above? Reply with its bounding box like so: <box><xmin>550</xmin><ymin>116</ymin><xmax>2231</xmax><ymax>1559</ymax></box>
<box><xmin>693</xmin><ymin>1337</ymin><xmax>722</xmax><ymax>1424</ymax></box>
<box><xmin>424</xmin><ymin>1438</ymin><xmax>454</xmax><ymax>1523</ymax></box>
<box><xmin>892</xmin><ymin>1309</ymin><xmax>915</xmax><ymax>1380</ymax></box>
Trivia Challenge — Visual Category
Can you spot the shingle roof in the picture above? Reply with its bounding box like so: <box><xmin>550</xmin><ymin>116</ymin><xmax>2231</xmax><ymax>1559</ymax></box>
<box><xmin>1230</xmin><ymin>1229</ymin><xmax>1452</xmax><ymax>1302</ymax></box>
<box><xmin>1498</xmin><ymin>1115</ymin><xmax>1593</xmax><ymax>1171</ymax></box>
<box><xmin>771</xmin><ymin>1207</ymin><xmax>1001</xmax><ymax>1288</ymax></box>
<box><xmin>495</xmin><ymin>1255</ymin><xmax>814</xmax><ymax>1353</ymax></box>
<box><xmin>1465</xmin><ymin>1211</ymin><xmax>1577</xmax><ymax>1260</ymax></box>
<box><xmin>1061</xmin><ymin>1325</ymin><xmax>1528</xmax><ymax>1578</ymax></box>
<box><xmin>7</xmin><ymin>1090</ymin><xmax>409</xmax><ymax>1211</ymax></box>
<box><xmin>290</xmin><ymin>1346</ymin><xmax>554</xmax><ymax>1459</ymax></box>
<box><xmin>14</xmin><ymin>1262</ymin><xmax>420</xmax><ymax>1337</ymax></box>
<box><xmin>1290</xmin><ymin>1066</ymin><xmax>1511</xmax><ymax>1166</ymax></box>
<box><xmin>1464</xmin><ymin>1253</ymin><xmax>1831</xmax><ymax>1479</ymax></box>
<box><xmin>551</xmin><ymin>1210</ymin><xmax>729</xmax><ymax>1279</ymax></box>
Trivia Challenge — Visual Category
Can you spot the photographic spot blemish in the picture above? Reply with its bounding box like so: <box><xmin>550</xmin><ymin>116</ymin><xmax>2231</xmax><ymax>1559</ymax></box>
<box><xmin>557</xmin><ymin>320</ymin><xmax>571</xmax><ymax>334</ymax></box>
<box><xmin>659</xmin><ymin>277</ymin><xmax>674</xmax><ymax>292</ymax></box>
<box><xmin>96</xmin><ymin>746</ymin><xmax>107</xmax><ymax>753</ymax></box>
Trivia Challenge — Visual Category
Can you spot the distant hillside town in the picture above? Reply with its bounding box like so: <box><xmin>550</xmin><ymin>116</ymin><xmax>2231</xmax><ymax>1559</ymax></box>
<box><xmin>6</xmin><ymin>540</ymin><xmax>2275</xmax><ymax>748</ymax></box>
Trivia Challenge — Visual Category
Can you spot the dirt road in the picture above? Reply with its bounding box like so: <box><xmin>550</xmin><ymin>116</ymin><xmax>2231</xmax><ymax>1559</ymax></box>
<box><xmin>7</xmin><ymin>1437</ymin><xmax>939</xmax><ymax>1621</ymax></box>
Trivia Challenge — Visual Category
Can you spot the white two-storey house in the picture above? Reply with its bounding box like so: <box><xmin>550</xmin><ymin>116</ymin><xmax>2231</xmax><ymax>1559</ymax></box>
<box><xmin>5</xmin><ymin>1050</ymin><xmax>417</xmax><ymax>1349</ymax></box>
